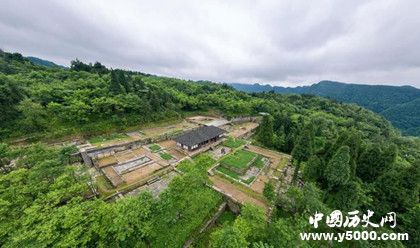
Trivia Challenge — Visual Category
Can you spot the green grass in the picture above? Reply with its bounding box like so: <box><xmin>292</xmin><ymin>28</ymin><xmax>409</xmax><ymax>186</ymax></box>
<box><xmin>95</xmin><ymin>175</ymin><xmax>118</xmax><ymax>198</ymax></box>
<box><xmin>242</xmin><ymin>176</ymin><xmax>256</xmax><ymax>185</ymax></box>
<box><xmin>217</xmin><ymin>165</ymin><xmax>257</xmax><ymax>185</ymax></box>
<box><xmin>252</xmin><ymin>155</ymin><xmax>264</xmax><ymax>168</ymax></box>
<box><xmin>223</xmin><ymin>137</ymin><xmax>246</xmax><ymax>148</ymax></box>
<box><xmin>89</xmin><ymin>133</ymin><xmax>128</xmax><ymax>144</ymax></box>
<box><xmin>216</xmin><ymin>166</ymin><xmax>240</xmax><ymax>179</ymax></box>
<box><xmin>214</xmin><ymin>174</ymin><xmax>268</xmax><ymax>203</ymax></box>
<box><xmin>149</xmin><ymin>144</ymin><xmax>162</xmax><ymax>152</ymax></box>
<box><xmin>220</xmin><ymin>149</ymin><xmax>257</xmax><ymax>169</ymax></box>
<box><xmin>160</xmin><ymin>152</ymin><xmax>173</xmax><ymax>160</ymax></box>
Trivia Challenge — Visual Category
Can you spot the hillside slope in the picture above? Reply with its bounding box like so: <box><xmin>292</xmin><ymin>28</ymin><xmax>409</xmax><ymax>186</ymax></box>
<box><xmin>26</xmin><ymin>56</ymin><xmax>66</xmax><ymax>68</ymax></box>
<box><xmin>1</xmin><ymin>50</ymin><xmax>419</xmax><ymax>248</ymax></box>
<box><xmin>381</xmin><ymin>98</ymin><xmax>420</xmax><ymax>136</ymax></box>
<box><xmin>230</xmin><ymin>81</ymin><xmax>420</xmax><ymax>136</ymax></box>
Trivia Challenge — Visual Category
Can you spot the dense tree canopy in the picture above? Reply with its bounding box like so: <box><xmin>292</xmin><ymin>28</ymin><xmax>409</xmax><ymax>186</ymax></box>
<box><xmin>0</xmin><ymin>50</ymin><xmax>419</xmax><ymax>247</ymax></box>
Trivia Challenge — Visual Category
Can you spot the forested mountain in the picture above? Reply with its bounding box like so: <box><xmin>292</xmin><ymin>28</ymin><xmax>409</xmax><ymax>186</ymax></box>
<box><xmin>231</xmin><ymin>81</ymin><xmax>420</xmax><ymax>136</ymax></box>
<box><xmin>26</xmin><ymin>56</ymin><xmax>66</xmax><ymax>68</ymax></box>
<box><xmin>1</xmin><ymin>50</ymin><xmax>419</xmax><ymax>247</ymax></box>
<box><xmin>381</xmin><ymin>98</ymin><xmax>420</xmax><ymax>136</ymax></box>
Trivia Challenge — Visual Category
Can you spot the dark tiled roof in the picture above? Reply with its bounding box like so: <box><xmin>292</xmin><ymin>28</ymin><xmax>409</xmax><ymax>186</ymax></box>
<box><xmin>174</xmin><ymin>125</ymin><xmax>226</xmax><ymax>147</ymax></box>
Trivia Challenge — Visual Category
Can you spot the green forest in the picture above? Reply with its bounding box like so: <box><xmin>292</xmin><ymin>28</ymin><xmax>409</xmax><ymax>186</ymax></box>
<box><xmin>231</xmin><ymin>80</ymin><xmax>420</xmax><ymax>136</ymax></box>
<box><xmin>1</xmin><ymin>50</ymin><xmax>419</xmax><ymax>247</ymax></box>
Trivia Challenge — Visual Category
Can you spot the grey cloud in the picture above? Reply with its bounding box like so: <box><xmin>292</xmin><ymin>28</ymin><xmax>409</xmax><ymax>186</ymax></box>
<box><xmin>0</xmin><ymin>0</ymin><xmax>419</xmax><ymax>87</ymax></box>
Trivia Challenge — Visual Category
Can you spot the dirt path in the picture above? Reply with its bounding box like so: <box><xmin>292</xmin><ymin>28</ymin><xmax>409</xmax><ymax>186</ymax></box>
<box><xmin>230</xmin><ymin>122</ymin><xmax>259</xmax><ymax>138</ymax></box>
<box><xmin>210</xmin><ymin>175</ymin><xmax>268</xmax><ymax>211</ymax></box>
<box><xmin>247</xmin><ymin>145</ymin><xmax>290</xmax><ymax>162</ymax></box>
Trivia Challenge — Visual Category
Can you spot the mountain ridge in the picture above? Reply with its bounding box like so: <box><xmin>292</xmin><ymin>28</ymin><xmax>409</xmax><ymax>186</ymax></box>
<box><xmin>26</xmin><ymin>56</ymin><xmax>66</xmax><ymax>68</ymax></box>
<box><xmin>230</xmin><ymin>81</ymin><xmax>420</xmax><ymax>136</ymax></box>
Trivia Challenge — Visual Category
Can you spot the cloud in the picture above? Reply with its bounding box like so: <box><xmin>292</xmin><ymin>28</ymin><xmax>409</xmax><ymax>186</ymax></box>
<box><xmin>1</xmin><ymin>0</ymin><xmax>419</xmax><ymax>87</ymax></box>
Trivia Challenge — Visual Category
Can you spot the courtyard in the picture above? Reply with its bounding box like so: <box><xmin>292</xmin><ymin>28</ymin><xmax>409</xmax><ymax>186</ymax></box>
<box><xmin>83</xmin><ymin>115</ymin><xmax>268</xmax><ymax>202</ymax></box>
<box><xmin>208</xmin><ymin>141</ymin><xmax>291</xmax><ymax>211</ymax></box>
<box><xmin>94</xmin><ymin>144</ymin><xmax>183</xmax><ymax>189</ymax></box>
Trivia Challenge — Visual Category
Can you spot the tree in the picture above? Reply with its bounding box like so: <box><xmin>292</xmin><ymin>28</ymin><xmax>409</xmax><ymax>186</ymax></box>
<box><xmin>92</xmin><ymin>62</ymin><xmax>108</xmax><ymax>74</ymax></box>
<box><xmin>70</xmin><ymin>59</ymin><xmax>92</xmax><ymax>72</ymax></box>
<box><xmin>66</xmin><ymin>100</ymin><xmax>91</xmax><ymax>123</ymax></box>
<box><xmin>325</xmin><ymin>180</ymin><xmax>365</xmax><ymax>211</ymax></box>
<box><xmin>400</xmin><ymin>205</ymin><xmax>420</xmax><ymax>248</ymax></box>
<box><xmin>291</xmin><ymin>126</ymin><xmax>314</xmax><ymax>183</ymax></box>
<box><xmin>0</xmin><ymin>75</ymin><xmax>24</xmax><ymax>123</ymax></box>
<box><xmin>344</xmin><ymin>129</ymin><xmax>362</xmax><ymax>177</ymax></box>
<box><xmin>272</xmin><ymin>130</ymin><xmax>285</xmax><ymax>151</ymax></box>
<box><xmin>303</xmin><ymin>155</ymin><xmax>323</xmax><ymax>183</ymax></box>
<box><xmin>263</xmin><ymin>182</ymin><xmax>275</xmax><ymax>202</ymax></box>
<box><xmin>0</xmin><ymin>143</ymin><xmax>10</xmax><ymax>172</ymax></box>
<box><xmin>110</xmin><ymin>70</ymin><xmax>123</xmax><ymax>94</ymax></box>
<box><xmin>257</xmin><ymin>115</ymin><xmax>274</xmax><ymax>147</ymax></box>
<box><xmin>17</xmin><ymin>99</ymin><xmax>48</xmax><ymax>132</ymax></box>
<box><xmin>324</xmin><ymin>146</ymin><xmax>351</xmax><ymax>189</ymax></box>
<box><xmin>283</xmin><ymin>133</ymin><xmax>294</xmax><ymax>153</ymax></box>
<box><xmin>357</xmin><ymin>144</ymin><xmax>397</xmax><ymax>183</ymax></box>
<box><xmin>151</xmin><ymin>162</ymin><xmax>221</xmax><ymax>248</ymax></box>
<box><xmin>233</xmin><ymin>204</ymin><xmax>267</xmax><ymax>242</ymax></box>
<box><xmin>373</xmin><ymin>161</ymin><xmax>420</xmax><ymax>215</ymax></box>
<box><xmin>210</xmin><ymin>226</ymin><xmax>248</xmax><ymax>248</ymax></box>
<box><xmin>132</xmin><ymin>76</ymin><xmax>147</xmax><ymax>93</ymax></box>
<box><xmin>277</xmin><ymin>183</ymin><xmax>328</xmax><ymax>215</ymax></box>
<box><xmin>210</xmin><ymin>204</ymin><xmax>267</xmax><ymax>247</ymax></box>
<box><xmin>252</xmin><ymin>241</ymin><xmax>274</xmax><ymax>248</ymax></box>
<box><xmin>266</xmin><ymin>217</ymin><xmax>310</xmax><ymax>248</ymax></box>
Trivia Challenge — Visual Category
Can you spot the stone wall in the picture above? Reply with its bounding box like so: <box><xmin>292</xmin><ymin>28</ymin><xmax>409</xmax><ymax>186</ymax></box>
<box><xmin>230</xmin><ymin>116</ymin><xmax>259</xmax><ymax>124</ymax></box>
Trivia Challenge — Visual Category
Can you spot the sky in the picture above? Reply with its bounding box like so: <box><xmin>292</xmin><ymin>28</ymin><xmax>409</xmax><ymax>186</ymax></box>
<box><xmin>1</xmin><ymin>0</ymin><xmax>420</xmax><ymax>87</ymax></box>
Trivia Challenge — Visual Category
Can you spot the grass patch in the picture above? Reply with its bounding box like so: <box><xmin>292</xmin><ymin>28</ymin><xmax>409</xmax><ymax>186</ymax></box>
<box><xmin>220</xmin><ymin>149</ymin><xmax>256</xmax><ymax>169</ymax></box>
<box><xmin>223</xmin><ymin>137</ymin><xmax>246</xmax><ymax>148</ymax></box>
<box><xmin>214</xmin><ymin>175</ymin><xmax>268</xmax><ymax>203</ymax></box>
<box><xmin>242</xmin><ymin>176</ymin><xmax>256</xmax><ymax>185</ymax></box>
<box><xmin>217</xmin><ymin>166</ymin><xmax>256</xmax><ymax>185</ymax></box>
<box><xmin>216</xmin><ymin>166</ymin><xmax>240</xmax><ymax>179</ymax></box>
<box><xmin>149</xmin><ymin>144</ymin><xmax>162</xmax><ymax>152</ymax></box>
<box><xmin>160</xmin><ymin>152</ymin><xmax>173</xmax><ymax>160</ymax></box>
<box><xmin>252</xmin><ymin>155</ymin><xmax>264</xmax><ymax>169</ymax></box>
<box><xmin>95</xmin><ymin>175</ymin><xmax>117</xmax><ymax>197</ymax></box>
<box><xmin>89</xmin><ymin>133</ymin><xmax>128</xmax><ymax>144</ymax></box>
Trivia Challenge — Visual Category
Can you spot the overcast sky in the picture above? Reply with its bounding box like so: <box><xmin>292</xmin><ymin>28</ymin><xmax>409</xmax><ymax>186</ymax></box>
<box><xmin>1</xmin><ymin>0</ymin><xmax>420</xmax><ymax>87</ymax></box>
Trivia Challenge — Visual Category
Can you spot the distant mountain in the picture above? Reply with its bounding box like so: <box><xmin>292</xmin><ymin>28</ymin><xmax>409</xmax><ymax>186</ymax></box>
<box><xmin>230</xmin><ymin>81</ymin><xmax>420</xmax><ymax>136</ymax></box>
<box><xmin>381</xmin><ymin>98</ymin><xmax>420</xmax><ymax>136</ymax></box>
<box><xmin>26</xmin><ymin>56</ymin><xmax>66</xmax><ymax>68</ymax></box>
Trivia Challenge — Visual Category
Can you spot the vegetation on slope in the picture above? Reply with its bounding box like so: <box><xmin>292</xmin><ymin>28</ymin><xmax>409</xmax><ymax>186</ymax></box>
<box><xmin>0</xmin><ymin>145</ymin><xmax>221</xmax><ymax>247</ymax></box>
<box><xmin>381</xmin><ymin>98</ymin><xmax>420</xmax><ymax>136</ymax></box>
<box><xmin>231</xmin><ymin>80</ymin><xmax>420</xmax><ymax>136</ymax></box>
<box><xmin>26</xmin><ymin>56</ymin><xmax>66</xmax><ymax>68</ymax></box>
<box><xmin>0</xmin><ymin>50</ymin><xmax>419</xmax><ymax>247</ymax></box>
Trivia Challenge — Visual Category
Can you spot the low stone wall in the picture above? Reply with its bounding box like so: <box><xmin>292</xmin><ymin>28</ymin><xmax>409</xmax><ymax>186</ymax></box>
<box><xmin>226</xmin><ymin>198</ymin><xmax>241</xmax><ymax>214</ymax></box>
<box><xmin>84</xmin><ymin>130</ymin><xmax>183</xmax><ymax>162</ymax></box>
<box><xmin>237</xmin><ymin>129</ymin><xmax>257</xmax><ymax>139</ymax></box>
<box><xmin>87</xmin><ymin>139</ymin><xmax>151</xmax><ymax>160</ymax></box>
<box><xmin>183</xmin><ymin>202</ymin><xmax>228</xmax><ymax>248</ymax></box>
<box><xmin>230</xmin><ymin>116</ymin><xmax>259</xmax><ymax>124</ymax></box>
<box><xmin>70</xmin><ymin>152</ymin><xmax>83</xmax><ymax>163</ymax></box>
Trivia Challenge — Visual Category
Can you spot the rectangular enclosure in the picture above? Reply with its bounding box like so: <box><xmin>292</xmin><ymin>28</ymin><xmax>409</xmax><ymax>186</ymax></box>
<box><xmin>113</xmin><ymin>156</ymin><xmax>152</xmax><ymax>174</ymax></box>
